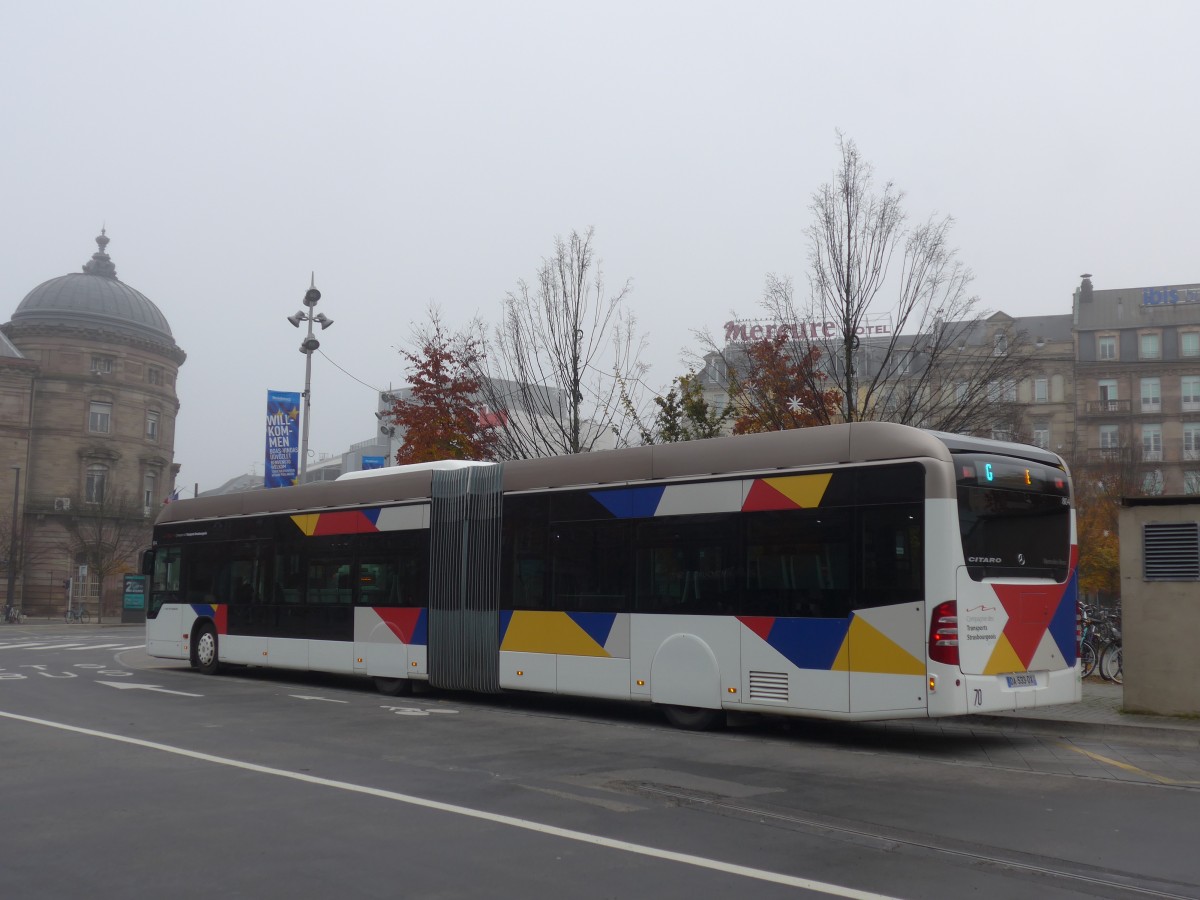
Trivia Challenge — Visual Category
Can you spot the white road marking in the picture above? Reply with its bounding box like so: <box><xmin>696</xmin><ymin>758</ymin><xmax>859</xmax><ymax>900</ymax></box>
<box><xmin>0</xmin><ymin>709</ymin><xmax>900</xmax><ymax>899</ymax></box>
<box><xmin>13</xmin><ymin>643</ymin><xmax>89</xmax><ymax>650</ymax></box>
<box><xmin>0</xmin><ymin>643</ymin><xmax>52</xmax><ymax>650</ymax></box>
<box><xmin>78</xmin><ymin>643</ymin><xmax>129</xmax><ymax>650</ymax></box>
<box><xmin>110</xmin><ymin>644</ymin><xmax>147</xmax><ymax>651</ymax></box>
<box><xmin>96</xmin><ymin>681</ymin><xmax>203</xmax><ymax>697</ymax></box>
<box><xmin>289</xmin><ymin>695</ymin><xmax>349</xmax><ymax>703</ymax></box>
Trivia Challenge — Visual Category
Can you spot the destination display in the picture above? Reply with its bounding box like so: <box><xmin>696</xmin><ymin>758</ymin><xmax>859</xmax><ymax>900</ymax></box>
<box><xmin>955</xmin><ymin>454</ymin><xmax>1070</xmax><ymax>497</ymax></box>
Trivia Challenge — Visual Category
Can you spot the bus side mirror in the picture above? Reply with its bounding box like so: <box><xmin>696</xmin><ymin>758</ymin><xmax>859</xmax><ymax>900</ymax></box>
<box><xmin>141</xmin><ymin>548</ymin><xmax>155</xmax><ymax>576</ymax></box>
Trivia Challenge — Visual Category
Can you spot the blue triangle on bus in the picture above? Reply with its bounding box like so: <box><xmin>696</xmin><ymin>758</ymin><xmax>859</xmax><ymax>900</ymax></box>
<box><xmin>567</xmin><ymin>612</ymin><xmax>616</xmax><ymax>648</ymax></box>
<box><xmin>590</xmin><ymin>486</ymin><xmax>665</xmax><ymax>518</ymax></box>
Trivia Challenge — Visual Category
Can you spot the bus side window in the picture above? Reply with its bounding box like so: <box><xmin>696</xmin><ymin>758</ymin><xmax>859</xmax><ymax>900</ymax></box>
<box><xmin>856</xmin><ymin>504</ymin><xmax>923</xmax><ymax>609</ymax></box>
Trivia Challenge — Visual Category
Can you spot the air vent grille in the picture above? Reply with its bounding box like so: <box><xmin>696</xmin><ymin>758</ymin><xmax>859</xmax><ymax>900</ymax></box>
<box><xmin>748</xmin><ymin>670</ymin><xmax>789</xmax><ymax>702</ymax></box>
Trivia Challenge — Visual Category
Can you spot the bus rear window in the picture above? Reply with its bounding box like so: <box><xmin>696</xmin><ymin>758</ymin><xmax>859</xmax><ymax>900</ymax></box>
<box><xmin>957</xmin><ymin>487</ymin><xmax>1070</xmax><ymax>581</ymax></box>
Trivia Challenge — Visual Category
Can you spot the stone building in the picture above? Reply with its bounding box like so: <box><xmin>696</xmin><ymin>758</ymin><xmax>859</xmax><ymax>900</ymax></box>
<box><xmin>1073</xmin><ymin>276</ymin><xmax>1200</xmax><ymax>495</ymax></box>
<box><xmin>0</xmin><ymin>233</ymin><xmax>186</xmax><ymax>618</ymax></box>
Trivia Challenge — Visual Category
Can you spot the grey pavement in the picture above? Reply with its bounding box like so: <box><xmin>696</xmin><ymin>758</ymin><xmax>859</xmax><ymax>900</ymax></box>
<box><xmin>974</xmin><ymin>679</ymin><xmax>1200</xmax><ymax>748</ymax></box>
<box><xmin>4</xmin><ymin>620</ymin><xmax>1197</xmax><ymax>748</ymax></box>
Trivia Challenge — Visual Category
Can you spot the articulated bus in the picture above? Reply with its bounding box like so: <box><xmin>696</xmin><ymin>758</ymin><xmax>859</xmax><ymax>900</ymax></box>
<box><xmin>144</xmin><ymin>422</ymin><xmax>1080</xmax><ymax>728</ymax></box>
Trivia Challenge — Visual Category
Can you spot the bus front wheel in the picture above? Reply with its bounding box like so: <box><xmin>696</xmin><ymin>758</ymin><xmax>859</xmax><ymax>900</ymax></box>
<box><xmin>192</xmin><ymin>623</ymin><xmax>220</xmax><ymax>676</ymax></box>
<box><xmin>661</xmin><ymin>705</ymin><xmax>723</xmax><ymax>731</ymax></box>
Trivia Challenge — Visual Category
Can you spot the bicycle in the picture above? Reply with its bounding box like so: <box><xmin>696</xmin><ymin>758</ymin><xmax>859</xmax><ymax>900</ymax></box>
<box><xmin>65</xmin><ymin>605</ymin><xmax>91</xmax><ymax>624</ymax></box>
<box><xmin>1098</xmin><ymin>615</ymin><xmax>1123</xmax><ymax>685</ymax></box>
<box><xmin>1077</xmin><ymin>605</ymin><xmax>1100</xmax><ymax>678</ymax></box>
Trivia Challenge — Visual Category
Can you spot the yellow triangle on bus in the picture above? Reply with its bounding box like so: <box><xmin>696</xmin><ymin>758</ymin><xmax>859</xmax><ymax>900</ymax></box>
<box><xmin>847</xmin><ymin>616</ymin><xmax>925</xmax><ymax>675</ymax></box>
<box><xmin>763</xmin><ymin>473</ymin><xmax>833</xmax><ymax>508</ymax></box>
<box><xmin>291</xmin><ymin>514</ymin><xmax>319</xmax><ymax>536</ymax></box>
<box><xmin>983</xmin><ymin>634</ymin><xmax>1024</xmax><ymax>675</ymax></box>
<box><xmin>501</xmin><ymin>612</ymin><xmax>610</xmax><ymax>658</ymax></box>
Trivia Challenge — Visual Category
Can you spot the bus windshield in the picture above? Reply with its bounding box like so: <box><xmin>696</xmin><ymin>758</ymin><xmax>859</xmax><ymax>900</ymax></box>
<box><xmin>954</xmin><ymin>453</ymin><xmax>1071</xmax><ymax>582</ymax></box>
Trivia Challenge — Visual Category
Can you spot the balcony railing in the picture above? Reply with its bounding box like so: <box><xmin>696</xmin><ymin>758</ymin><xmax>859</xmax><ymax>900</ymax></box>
<box><xmin>1084</xmin><ymin>399</ymin><xmax>1131</xmax><ymax>415</ymax></box>
<box><xmin>1142</xmin><ymin>449</ymin><xmax>1163</xmax><ymax>462</ymax></box>
<box><xmin>1087</xmin><ymin>447</ymin><xmax>1130</xmax><ymax>463</ymax></box>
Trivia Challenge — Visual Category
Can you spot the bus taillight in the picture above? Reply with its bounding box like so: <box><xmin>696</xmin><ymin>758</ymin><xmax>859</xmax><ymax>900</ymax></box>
<box><xmin>929</xmin><ymin>600</ymin><xmax>959</xmax><ymax>666</ymax></box>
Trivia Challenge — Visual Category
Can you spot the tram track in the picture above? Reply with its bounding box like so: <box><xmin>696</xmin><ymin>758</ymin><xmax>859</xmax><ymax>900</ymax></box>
<box><xmin>633</xmin><ymin>784</ymin><xmax>1200</xmax><ymax>900</ymax></box>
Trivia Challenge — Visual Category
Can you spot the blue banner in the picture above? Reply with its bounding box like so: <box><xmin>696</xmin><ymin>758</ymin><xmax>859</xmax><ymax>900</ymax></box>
<box><xmin>265</xmin><ymin>390</ymin><xmax>301</xmax><ymax>487</ymax></box>
<box><xmin>361</xmin><ymin>456</ymin><xmax>385</xmax><ymax>470</ymax></box>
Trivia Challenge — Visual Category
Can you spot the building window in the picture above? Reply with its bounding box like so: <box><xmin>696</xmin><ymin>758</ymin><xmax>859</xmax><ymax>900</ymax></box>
<box><xmin>1183</xmin><ymin>375</ymin><xmax>1200</xmax><ymax>412</ymax></box>
<box><xmin>993</xmin><ymin>334</ymin><xmax>1007</xmax><ymax>357</ymax></box>
<box><xmin>1142</xmin><ymin>424</ymin><xmax>1162</xmax><ymax>462</ymax></box>
<box><xmin>1034</xmin><ymin>378</ymin><xmax>1048</xmax><ymax>403</ymax></box>
<box><xmin>1139</xmin><ymin>332</ymin><xmax>1161</xmax><ymax>360</ymax></box>
<box><xmin>1098</xmin><ymin>379</ymin><xmax>1119</xmax><ymax>410</ymax></box>
<box><xmin>1140</xmin><ymin>377</ymin><xmax>1161</xmax><ymax>413</ymax></box>
<box><xmin>1032</xmin><ymin>423</ymin><xmax>1050</xmax><ymax>449</ymax></box>
<box><xmin>1141</xmin><ymin>469</ymin><xmax>1164</xmax><ymax>496</ymax></box>
<box><xmin>147</xmin><ymin>367</ymin><xmax>163</xmax><ymax>385</ymax></box>
<box><xmin>143</xmin><ymin>472</ymin><xmax>157</xmax><ymax>514</ymax></box>
<box><xmin>991</xmin><ymin>425</ymin><xmax>1012</xmax><ymax>442</ymax></box>
<box><xmin>1097</xmin><ymin>335</ymin><xmax>1117</xmax><ymax>360</ymax></box>
<box><xmin>1185</xmin><ymin>423</ymin><xmax>1200</xmax><ymax>461</ymax></box>
<box><xmin>146</xmin><ymin>410</ymin><xmax>160</xmax><ymax>440</ymax></box>
<box><xmin>1099</xmin><ymin>424</ymin><xmax>1120</xmax><ymax>451</ymax></box>
<box><xmin>1182</xmin><ymin>332</ymin><xmax>1200</xmax><ymax>358</ymax></box>
<box><xmin>954</xmin><ymin>381</ymin><xmax>968</xmax><ymax>402</ymax></box>
<box><xmin>986</xmin><ymin>380</ymin><xmax>1016</xmax><ymax>404</ymax></box>
<box><xmin>1185</xmin><ymin>471</ymin><xmax>1200</xmax><ymax>495</ymax></box>
<box><xmin>90</xmin><ymin>356</ymin><xmax>113</xmax><ymax>374</ymax></box>
<box><xmin>85</xmin><ymin>465</ymin><xmax>107</xmax><ymax>504</ymax></box>
<box><xmin>88</xmin><ymin>401</ymin><xmax>112</xmax><ymax>434</ymax></box>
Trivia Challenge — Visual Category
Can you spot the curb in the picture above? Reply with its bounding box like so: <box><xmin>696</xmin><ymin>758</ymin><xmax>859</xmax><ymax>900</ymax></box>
<box><xmin>971</xmin><ymin>713</ymin><xmax>1200</xmax><ymax>749</ymax></box>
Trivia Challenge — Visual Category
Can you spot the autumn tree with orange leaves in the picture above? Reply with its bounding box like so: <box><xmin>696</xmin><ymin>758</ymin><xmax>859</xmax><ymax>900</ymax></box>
<box><xmin>729</xmin><ymin>333</ymin><xmax>842</xmax><ymax>434</ymax></box>
<box><xmin>387</xmin><ymin>311</ymin><xmax>498</xmax><ymax>464</ymax></box>
<box><xmin>1072</xmin><ymin>450</ymin><xmax>1138</xmax><ymax>603</ymax></box>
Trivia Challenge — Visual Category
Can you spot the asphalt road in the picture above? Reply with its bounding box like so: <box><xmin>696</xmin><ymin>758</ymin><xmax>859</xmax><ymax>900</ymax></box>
<box><xmin>2</xmin><ymin>625</ymin><xmax>1198</xmax><ymax>900</ymax></box>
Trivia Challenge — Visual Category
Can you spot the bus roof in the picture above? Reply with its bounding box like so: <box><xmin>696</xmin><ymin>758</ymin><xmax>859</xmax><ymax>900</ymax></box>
<box><xmin>158</xmin><ymin>422</ymin><xmax>1061</xmax><ymax>525</ymax></box>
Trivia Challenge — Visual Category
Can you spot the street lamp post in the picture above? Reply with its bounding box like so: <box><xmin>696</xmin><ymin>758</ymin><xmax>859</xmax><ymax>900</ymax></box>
<box><xmin>286</xmin><ymin>277</ymin><xmax>333</xmax><ymax>483</ymax></box>
<box><xmin>6</xmin><ymin>467</ymin><xmax>19</xmax><ymax>617</ymax></box>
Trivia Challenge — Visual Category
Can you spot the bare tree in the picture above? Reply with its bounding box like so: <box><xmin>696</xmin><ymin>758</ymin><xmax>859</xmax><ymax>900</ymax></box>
<box><xmin>740</xmin><ymin>134</ymin><xmax>1034</xmax><ymax>434</ymax></box>
<box><xmin>475</xmin><ymin>228</ymin><xmax>648</xmax><ymax>457</ymax></box>
<box><xmin>63</xmin><ymin>488</ymin><xmax>151</xmax><ymax>623</ymax></box>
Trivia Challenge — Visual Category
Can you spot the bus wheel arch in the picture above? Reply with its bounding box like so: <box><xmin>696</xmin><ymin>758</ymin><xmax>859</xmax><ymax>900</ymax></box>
<box><xmin>192</xmin><ymin>621</ymin><xmax>221</xmax><ymax>676</ymax></box>
<box><xmin>650</xmin><ymin>633</ymin><xmax>723</xmax><ymax>728</ymax></box>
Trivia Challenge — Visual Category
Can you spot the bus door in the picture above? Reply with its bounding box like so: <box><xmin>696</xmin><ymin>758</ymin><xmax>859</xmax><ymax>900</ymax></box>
<box><xmin>428</xmin><ymin>464</ymin><xmax>503</xmax><ymax>693</ymax></box>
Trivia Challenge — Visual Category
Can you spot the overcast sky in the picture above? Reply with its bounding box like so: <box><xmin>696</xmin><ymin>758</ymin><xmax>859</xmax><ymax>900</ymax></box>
<box><xmin>3</xmin><ymin>1</ymin><xmax>1197</xmax><ymax>494</ymax></box>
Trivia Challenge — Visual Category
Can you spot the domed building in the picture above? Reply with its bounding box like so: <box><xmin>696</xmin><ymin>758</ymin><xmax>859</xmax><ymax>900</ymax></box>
<box><xmin>0</xmin><ymin>232</ymin><xmax>186</xmax><ymax>620</ymax></box>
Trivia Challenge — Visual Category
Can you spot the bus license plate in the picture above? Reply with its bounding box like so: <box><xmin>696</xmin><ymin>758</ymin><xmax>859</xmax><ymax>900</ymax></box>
<box><xmin>1005</xmin><ymin>673</ymin><xmax>1038</xmax><ymax>688</ymax></box>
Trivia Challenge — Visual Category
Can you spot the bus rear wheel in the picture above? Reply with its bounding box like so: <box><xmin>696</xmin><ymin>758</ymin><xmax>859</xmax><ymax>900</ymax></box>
<box><xmin>192</xmin><ymin>623</ymin><xmax>220</xmax><ymax>676</ymax></box>
<box><xmin>661</xmin><ymin>705</ymin><xmax>723</xmax><ymax>731</ymax></box>
<box><xmin>373</xmin><ymin>677</ymin><xmax>411</xmax><ymax>696</ymax></box>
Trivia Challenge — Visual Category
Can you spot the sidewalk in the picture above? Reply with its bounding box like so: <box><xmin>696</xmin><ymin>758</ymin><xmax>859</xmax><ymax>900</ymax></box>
<box><xmin>974</xmin><ymin>680</ymin><xmax>1200</xmax><ymax>747</ymax></box>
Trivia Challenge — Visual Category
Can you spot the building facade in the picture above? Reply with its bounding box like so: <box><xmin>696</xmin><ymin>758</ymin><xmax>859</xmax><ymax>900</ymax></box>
<box><xmin>0</xmin><ymin>233</ymin><xmax>186</xmax><ymax>617</ymax></box>
<box><xmin>1073</xmin><ymin>277</ymin><xmax>1200</xmax><ymax>495</ymax></box>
